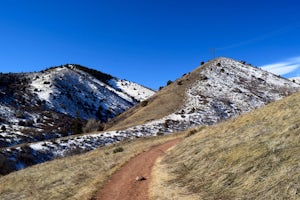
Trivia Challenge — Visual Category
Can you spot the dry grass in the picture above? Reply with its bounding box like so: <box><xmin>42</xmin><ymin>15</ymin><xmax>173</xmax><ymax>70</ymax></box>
<box><xmin>151</xmin><ymin>153</ymin><xmax>199</xmax><ymax>200</ymax></box>
<box><xmin>152</xmin><ymin>91</ymin><xmax>300</xmax><ymax>199</ymax></box>
<box><xmin>0</xmin><ymin>133</ymin><xmax>183</xmax><ymax>200</ymax></box>
<box><xmin>106</xmin><ymin>60</ymin><xmax>215</xmax><ymax>131</ymax></box>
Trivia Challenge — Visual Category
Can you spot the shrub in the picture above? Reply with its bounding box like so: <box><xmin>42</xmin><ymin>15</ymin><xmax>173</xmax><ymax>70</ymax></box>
<box><xmin>15</xmin><ymin>110</ymin><xmax>25</xmax><ymax>119</ymax></box>
<box><xmin>0</xmin><ymin>154</ymin><xmax>14</xmax><ymax>175</ymax></box>
<box><xmin>72</xmin><ymin>116</ymin><xmax>83</xmax><ymax>135</ymax></box>
<box><xmin>185</xmin><ymin>129</ymin><xmax>198</xmax><ymax>138</ymax></box>
<box><xmin>216</xmin><ymin>63</ymin><xmax>221</xmax><ymax>67</ymax></box>
<box><xmin>201</xmin><ymin>61</ymin><xmax>205</xmax><ymax>65</ymax></box>
<box><xmin>18</xmin><ymin>152</ymin><xmax>34</xmax><ymax>165</ymax></box>
<box><xmin>1</xmin><ymin>125</ymin><xmax>6</xmax><ymax>131</ymax></box>
<box><xmin>220</xmin><ymin>68</ymin><xmax>225</xmax><ymax>73</ymax></box>
<box><xmin>156</xmin><ymin>132</ymin><xmax>164</xmax><ymax>136</ymax></box>
<box><xmin>167</xmin><ymin>80</ymin><xmax>173</xmax><ymax>86</ymax></box>
<box><xmin>141</xmin><ymin>100</ymin><xmax>148</xmax><ymax>107</ymax></box>
<box><xmin>18</xmin><ymin>121</ymin><xmax>26</xmax><ymax>126</ymax></box>
<box><xmin>199</xmin><ymin>75</ymin><xmax>208</xmax><ymax>81</ymax></box>
<box><xmin>113</xmin><ymin>147</ymin><xmax>124</xmax><ymax>154</ymax></box>
<box><xmin>83</xmin><ymin>119</ymin><xmax>104</xmax><ymax>133</ymax></box>
<box><xmin>25</xmin><ymin>120</ymin><xmax>34</xmax><ymax>127</ymax></box>
<box><xmin>185</xmin><ymin>126</ymin><xmax>206</xmax><ymax>138</ymax></box>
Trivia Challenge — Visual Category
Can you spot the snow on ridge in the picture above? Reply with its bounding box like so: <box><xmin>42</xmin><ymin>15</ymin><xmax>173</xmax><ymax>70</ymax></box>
<box><xmin>109</xmin><ymin>79</ymin><xmax>155</xmax><ymax>101</ymax></box>
<box><xmin>4</xmin><ymin>58</ymin><xmax>300</xmax><ymax>173</ymax></box>
<box><xmin>29</xmin><ymin>66</ymin><xmax>154</xmax><ymax>120</ymax></box>
<box><xmin>25</xmin><ymin>57</ymin><xmax>300</xmax><ymax>157</ymax></box>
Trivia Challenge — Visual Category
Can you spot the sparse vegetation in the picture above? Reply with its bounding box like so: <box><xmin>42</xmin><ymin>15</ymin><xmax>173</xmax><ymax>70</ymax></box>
<box><xmin>167</xmin><ymin>80</ymin><xmax>173</xmax><ymax>86</ymax></box>
<box><xmin>105</xmin><ymin>59</ymin><xmax>217</xmax><ymax>131</ymax></box>
<box><xmin>1</xmin><ymin>125</ymin><xmax>6</xmax><ymax>131</ymax></box>
<box><xmin>113</xmin><ymin>147</ymin><xmax>124</xmax><ymax>153</ymax></box>
<box><xmin>184</xmin><ymin>126</ymin><xmax>205</xmax><ymax>138</ymax></box>
<box><xmin>140</xmin><ymin>100</ymin><xmax>148</xmax><ymax>107</ymax></box>
<box><xmin>72</xmin><ymin>112</ymin><xmax>84</xmax><ymax>134</ymax></box>
<box><xmin>0</xmin><ymin>154</ymin><xmax>14</xmax><ymax>175</ymax></box>
<box><xmin>0</xmin><ymin>133</ymin><xmax>182</xmax><ymax>200</ymax></box>
<box><xmin>83</xmin><ymin>119</ymin><xmax>104</xmax><ymax>133</ymax></box>
<box><xmin>73</xmin><ymin>64</ymin><xmax>114</xmax><ymax>84</ymax></box>
<box><xmin>152</xmin><ymin>91</ymin><xmax>300</xmax><ymax>199</ymax></box>
<box><xmin>156</xmin><ymin>132</ymin><xmax>164</xmax><ymax>136</ymax></box>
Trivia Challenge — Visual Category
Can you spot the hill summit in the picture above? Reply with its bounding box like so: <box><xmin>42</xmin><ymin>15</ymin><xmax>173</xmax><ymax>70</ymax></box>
<box><xmin>1</xmin><ymin>57</ymin><xmax>299</xmax><ymax>175</ymax></box>
<box><xmin>107</xmin><ymin>57</ymin><xmax>300</xmax><ymax>131</ymax></box>
<box><xmin>0</xmin><ymin>64</ymin><xmax>154</xmax><ymax>148</ymax></box>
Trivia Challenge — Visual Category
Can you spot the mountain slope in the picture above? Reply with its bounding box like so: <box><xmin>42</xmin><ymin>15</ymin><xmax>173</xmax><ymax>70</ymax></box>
<box><xmin>30</xmin><ymin>64</ymin><xmax>154</xmax><ymax>120</ymax></box>
<box><xmin>107</xmin><ymin>57</ymin><xmax>299</xmax><ymax>130</ymax></box>
<box><xmin>1</xmin><ymin>57</ymin><xmax>299</xmax><ymax>175</ymax></box>
<box><xmin>152</xmin><ymin>91</ymin><xmax>300</xmax><ymax>200</ymax></box>
<box><xmin>0</xmin><ymin>64</ymin><xmax>154</xmax><ymax>149</ymax></box>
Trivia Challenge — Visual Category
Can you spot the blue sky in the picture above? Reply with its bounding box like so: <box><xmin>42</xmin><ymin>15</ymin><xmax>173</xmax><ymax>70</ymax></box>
<box><xmin>0</xmin><ymin>0</ymin><xmax>300</xmax><ymax>89</ymax></box>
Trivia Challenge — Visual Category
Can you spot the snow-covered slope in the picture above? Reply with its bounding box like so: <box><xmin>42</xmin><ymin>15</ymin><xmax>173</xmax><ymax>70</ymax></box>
<box><xmin>0</xmin><ymin>65</ymin><xmax>155</xmax><ymax>150</ymax></box>
<box><xmin>1</xmin><ymin>57</ymin><xmax>299</xmax><ymax>175</ymax></box>
<box><xmin>289</xmin><ymin>77</ymin><xmax>300</xmax><ymax>84</ymax></box>
<box><xmin>30</xmin><ymin>65</ymin><xmax>154</xmax><ymax>120</ymax></box>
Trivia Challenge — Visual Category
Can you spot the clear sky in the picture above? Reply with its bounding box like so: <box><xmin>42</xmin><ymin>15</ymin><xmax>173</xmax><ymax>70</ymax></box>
<box><xmin>0</xmin><ymin>0</ymin><xmax>300</xmax><ymax>89</ymax></box>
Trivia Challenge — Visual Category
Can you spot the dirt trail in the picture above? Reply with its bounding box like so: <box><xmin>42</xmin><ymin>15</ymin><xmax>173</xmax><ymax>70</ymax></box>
<box><xmin>94</xmin><ymin>138</ymin><xmax>181</xmax><ymax>200</ymax></box>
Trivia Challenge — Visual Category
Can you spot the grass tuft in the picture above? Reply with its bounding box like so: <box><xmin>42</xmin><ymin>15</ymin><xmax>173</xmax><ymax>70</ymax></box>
<box><xmin>113</xmin><ymin>147</ymin><xmax>124</xmax><ymax>154</ymax></box>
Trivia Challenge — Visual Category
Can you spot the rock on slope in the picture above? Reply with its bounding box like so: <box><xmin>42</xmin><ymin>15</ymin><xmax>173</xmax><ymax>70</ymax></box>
<box><xmin>1</xmin><ymin>57</ymin><xmax>299</xmax><ymax>175</ymax></box>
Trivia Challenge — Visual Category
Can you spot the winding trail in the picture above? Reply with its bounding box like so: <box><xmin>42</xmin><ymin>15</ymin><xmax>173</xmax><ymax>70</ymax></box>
<box><xmin>94</xmin><ymin>138</ymin><xmax>181</xmax><ymax>200</ymax></box>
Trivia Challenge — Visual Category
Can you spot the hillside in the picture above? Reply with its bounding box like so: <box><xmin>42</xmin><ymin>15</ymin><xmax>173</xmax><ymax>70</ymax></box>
<box><xmin>0</xmin><ymin>64</ymin><xmax>154</xmax><ymax>148</ymax></box>
<box><xmin>152</xmin><ymin>91</ymin><xmax>300</xmax><ymax>199</ymax></box>
<box><xmin>107</xmin><ymin>57</ymin><xmax>299</xmax><ymax>130</ymax></box>
<box><xmin>0</xmin><ymin>65</ymin><xmax>155</xmax><ymax>174</ymax></box>
<box><xmin>1</xmin><ymin>57</ymin><xmax>299</xmax><ymax>175</ymax></box>
<box><xmin>0</xmin><ymin>133</ymin><xmax>182</xmax><ymax>200</ymax></box>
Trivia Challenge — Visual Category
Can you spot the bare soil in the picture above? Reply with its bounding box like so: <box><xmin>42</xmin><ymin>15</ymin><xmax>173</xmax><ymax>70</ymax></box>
<box><xmin>93</xmin><ymin>138</ymin><xmax>181</xmax><ymax>200</ymax></box>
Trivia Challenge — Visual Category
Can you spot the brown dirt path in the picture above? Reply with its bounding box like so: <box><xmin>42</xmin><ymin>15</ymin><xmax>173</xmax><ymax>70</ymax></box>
<box><xmin>93</xmin><ymin>138</ymin><xmax>181</xmax><ymax>200</ymax></box>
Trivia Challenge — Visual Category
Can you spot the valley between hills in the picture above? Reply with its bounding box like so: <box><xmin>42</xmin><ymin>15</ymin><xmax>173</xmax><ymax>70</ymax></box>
<box><xmin>0</xmin><ymin>57</ymin><xmax>300</xmax><ymax>199</ymax></box>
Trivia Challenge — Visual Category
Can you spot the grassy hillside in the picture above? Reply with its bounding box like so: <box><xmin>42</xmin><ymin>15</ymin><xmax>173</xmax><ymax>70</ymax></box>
<box><xmin>0</xmin><ymin>133</ymin><xmax>182</xmax><ymax>200</ymax></box>
<box><xmin>151</xmin><ymin>91</ymin><xmax>300</xmax><ymax>199</ymax></box>
<box><xmin>106</xmin><ymin>60</ymin><xmax>216</xmax><ymax>131</ymax></box>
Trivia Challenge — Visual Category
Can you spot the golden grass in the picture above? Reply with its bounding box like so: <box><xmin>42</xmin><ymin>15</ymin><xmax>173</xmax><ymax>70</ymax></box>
<box><xmin>152</xmin><ymin>91</ymin><xmax>300</xmax><ymax>199</ymax></box>
<box><xmin>151</xmin><ymin>152</ymin><xmax>199</xmax><ymax>200</ymax></box>
<box><xmin>0</xmin><ymin>133</ymin><xmax>183</xmax><ymax>200</ymax></box>
<box><xmin>106</xmin><ymin>60</ymin><xmax>216</xmax><ymax>131</ymax></box>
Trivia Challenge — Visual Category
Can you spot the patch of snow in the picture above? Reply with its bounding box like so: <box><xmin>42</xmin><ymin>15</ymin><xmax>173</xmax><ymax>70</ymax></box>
<box><xmin>109</xmin><ymin>79</ymin><xmax>155</xmax><ymax>101</ymax></box>
<box><xmin>29</xmin><ymin>66</ymin><xmax>155</xmax><ymax>120</ymax></box>
<box><xmin>2</xmin><ymin>58</ymin><xmax>300</xmax><ymax>173</ymax></box>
